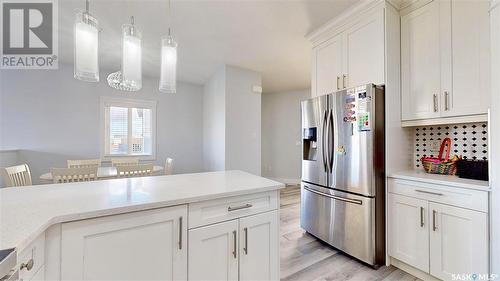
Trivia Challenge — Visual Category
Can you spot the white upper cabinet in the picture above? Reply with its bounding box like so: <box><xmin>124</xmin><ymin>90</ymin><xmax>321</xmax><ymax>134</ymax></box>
<box><xmin>344</xmin><ymin>8</ymin><xmax>385</xmax><ymax>88</ymax></box>
<box><xmin>401</xmin><ymin>0</ymin><xmax>444</xmax><ymax>120</ymax></box>
<box><xmin>60</xmin><ymin>206</ymin><xmax>188</xmax><ymax>281</ymax></box>
<box><xmin>310</xmin><ymin>6</ymin><xmax>385</xmax><ymax>97</ymax></box>
<box><xmin>429</xmin><ymin>202</ymin><xmax>489</xmax><ymax>280</ymax></box>
<box><xmin>445</xmin><ymin>0</ymin><xmax>490</xmax><ymax>117</ymax></box>
<box><xmin>401</xmin><ymin>0</ymin><xmax>490</xmax><ymax>122</ymax></box>
<box><xmin>312</xmin><ymin>35</ymin><xmax>343</xmax><ymax>97</ymax></box>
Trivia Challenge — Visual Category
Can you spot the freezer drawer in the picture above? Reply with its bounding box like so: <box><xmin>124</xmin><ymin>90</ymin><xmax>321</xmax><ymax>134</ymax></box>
<box><xmin>300</xmin><ymin>183</ymin><xmax>376</xmax><ymax>265</ymax></box>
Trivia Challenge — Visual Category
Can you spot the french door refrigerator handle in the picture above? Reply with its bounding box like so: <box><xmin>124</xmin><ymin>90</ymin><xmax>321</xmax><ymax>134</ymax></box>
<box><xmin>303</xmin><ymin>186</ymin><xmax>363</xmax><ymax>205</ymax></box>
<box><xmin>328</xmin><ymin>109</ymin><xmax>335</xmax><ymax>173</ymax></box>
<box><xmin>322</xmin><ymin>110</ymin><xmax>329</xmax><ymax>173</ymax></box>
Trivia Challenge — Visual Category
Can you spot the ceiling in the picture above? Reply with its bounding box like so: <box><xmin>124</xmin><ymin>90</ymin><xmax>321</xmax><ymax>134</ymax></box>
<box><xmin>59</xmin><ymin>0</ymin><xmax>358</xmax><ymax>93</ymax></box>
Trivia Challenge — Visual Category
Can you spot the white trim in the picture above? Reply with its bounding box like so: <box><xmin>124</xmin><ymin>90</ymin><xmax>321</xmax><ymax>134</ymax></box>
<box><xmin>401</xmin><ymin>114</ymin><xmax>488</xmax><ymax>127</ymax></box>
<box><xmin>99</xmin><ymin>96</ymin><xmax>157</xmax><ymax>161</ymax></box>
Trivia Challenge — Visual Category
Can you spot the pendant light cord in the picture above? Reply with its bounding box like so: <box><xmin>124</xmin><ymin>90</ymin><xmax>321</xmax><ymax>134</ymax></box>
<box><xmin>85</xmin><ymin>0</ymin><xmax>89</xmax><ymax>13</ymax></box>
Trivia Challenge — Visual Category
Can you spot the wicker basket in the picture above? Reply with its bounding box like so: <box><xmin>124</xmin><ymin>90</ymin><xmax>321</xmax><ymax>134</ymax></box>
<box><xmin>421</xmin><ymin>138</ymin><xmax>457</xmax><ymax>175</ymax></box>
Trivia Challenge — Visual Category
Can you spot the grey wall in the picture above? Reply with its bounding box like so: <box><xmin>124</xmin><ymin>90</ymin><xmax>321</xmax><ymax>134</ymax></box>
<box><xmin>202</xmin><ymin>65</ymin><xmax>262</xmax><ymax>175</ymax></box>
<box><xmin>202</xmin><ymin>67</ymin><xmax>226</xmax><ymax>172</ymax></box>
<box><xmin>261</xmin><ymin>89</ymin><xmax>309</xmax><ymax>183</ymax></box>
<box><xmin>0</xmin><ymin>64</ymin><xmax>204</xmax><ymax>184</ymax></box>
<box><xmin>225</xmin><ymin>66</ymin><xmax>262</xmax><ymax>176</ymax></box>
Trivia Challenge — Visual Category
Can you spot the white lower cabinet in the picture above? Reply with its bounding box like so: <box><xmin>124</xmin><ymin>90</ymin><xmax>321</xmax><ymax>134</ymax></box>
<box><xmin>388</xmin><ymin>194</ymin><xmax>429</xmax><ymax>272</ymax></box>
<box><xmin>60</xmin><ymin>206</ymin><xmax>188</xmax><ymax>281</ymax></box>
<box><xmin>388</xmin><ymin>179</ymin><xmax>489</xmax><ymax>280</ymax></box>
<box><xmin>188</xmin><ymin>220</ymin><xmax>239</xmax><ymax>281</ymax></box>
<box><xmin>239</xmin><ymin>211</ymin><xmax>279</xmax><ymax>281</ymax></box>
<box><xmin>429</xmin><ymin>202</ymin><xmax>488</xmax><ymax>280</ymax></box>
<box><xmin>188</xmin><ymin>210</ymin><xmax>279</xmax><ymax>281</ymax></box>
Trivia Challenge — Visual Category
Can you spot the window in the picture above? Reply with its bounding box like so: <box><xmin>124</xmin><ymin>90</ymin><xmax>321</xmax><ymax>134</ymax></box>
<box><xmin>101</xmin><ymin>97</ymin><xmax>156</xmax><ymax>159</ymax></box>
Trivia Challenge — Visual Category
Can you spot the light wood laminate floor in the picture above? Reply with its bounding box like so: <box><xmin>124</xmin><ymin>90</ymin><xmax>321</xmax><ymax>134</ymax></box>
<box><xmin>280</xmin><ymin>186</ymin><xmax>420</xmax><ymax>281</ymax></box>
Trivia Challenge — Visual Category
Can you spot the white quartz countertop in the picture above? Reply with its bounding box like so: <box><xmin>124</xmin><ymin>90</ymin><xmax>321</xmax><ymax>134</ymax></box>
<box><xmin>0</xmin><ymin>171</ymin><xmax>284</xmax><ymax>250</ymax></box>
<box><xmin>389</xmin><ymin>170</ymin><xmax>490</xmax><ymax>191</ymax></box>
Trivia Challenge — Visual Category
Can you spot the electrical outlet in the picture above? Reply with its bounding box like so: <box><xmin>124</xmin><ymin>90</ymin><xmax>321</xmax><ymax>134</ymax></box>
<box><xmin>430</xmin><ymin>140</ymin><xmax>441</xmax><ymax>152</ymax></box>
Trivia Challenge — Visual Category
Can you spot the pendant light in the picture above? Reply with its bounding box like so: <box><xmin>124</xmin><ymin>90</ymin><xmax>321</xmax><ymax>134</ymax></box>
<box><xmin>74</xmin><ymin>0</ymin><xmax>99</xmax><ymax>82</ymax></box>
<box><xmin>108</xmin><ymin>16</ymin><xmax>142</xmax><ymax>91</ymax></box>
<box><xmin>159</xmin><ymin>0</ymin><xmax>177</xmax><ymax>93</ymax></box>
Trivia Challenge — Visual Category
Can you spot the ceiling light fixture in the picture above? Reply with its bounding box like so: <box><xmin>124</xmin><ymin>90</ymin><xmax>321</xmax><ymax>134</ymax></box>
<box><xmin>159</xmin><ymin>0</ymin><xmax>177</xmax><ymax>94</ymax></box>
<box><xmin>108</xmin><ymin>16</ymin><xmax>142</xmax><ymax>91</ymax></box>
<box><xmin>74</xmin><ymin>0</ymin><xmax>99</xmax><ymax>82</ymax></box>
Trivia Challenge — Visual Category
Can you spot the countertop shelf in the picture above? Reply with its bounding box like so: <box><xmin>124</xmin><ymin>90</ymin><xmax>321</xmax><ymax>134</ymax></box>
<box><xmin>389</xmin><ymin>170</ymin><xmax>490</xmax><ymax>191</ymax></box>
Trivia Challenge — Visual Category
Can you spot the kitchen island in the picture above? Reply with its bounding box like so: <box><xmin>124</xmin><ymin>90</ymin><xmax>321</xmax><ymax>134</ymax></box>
<box><xmin>0</xmin><ymin>170</ymin><xmax>283</xmax><ymax>281</ymax></box>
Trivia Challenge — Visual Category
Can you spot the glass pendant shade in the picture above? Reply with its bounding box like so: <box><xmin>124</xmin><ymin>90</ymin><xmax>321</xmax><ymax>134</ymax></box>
<box><xmin>108</xmin><ymin>19</ymin><xmax>142</xmax><ymax>91</ymax></box>
<box><xmin>74</xmin><ymin>12</ymin><xmax>99</xmax><ymax>82</ymax></box>
<box><xmin>159</xmin><ymin>35</ymin><xmax>177</xmax><ymax>93</ymax></box>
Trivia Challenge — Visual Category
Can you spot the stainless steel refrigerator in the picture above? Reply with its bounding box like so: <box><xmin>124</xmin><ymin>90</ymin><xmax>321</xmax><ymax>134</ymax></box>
<box><xmin>300</xmin><ymin>84</ymin><xmax>385</xmax><ymax>267</ymax></box>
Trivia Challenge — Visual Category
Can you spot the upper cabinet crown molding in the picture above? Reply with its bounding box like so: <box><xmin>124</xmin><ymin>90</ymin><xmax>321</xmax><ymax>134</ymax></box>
<box><xmin>306</xmin><ymin>0</ymin><xmax>386</xmax><ymax>46</ymax></box>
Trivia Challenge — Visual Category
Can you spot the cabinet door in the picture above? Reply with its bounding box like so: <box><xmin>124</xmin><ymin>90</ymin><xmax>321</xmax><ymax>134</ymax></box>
<box><xmin>188</xmin><ymin>220</ymin><xmax>239</xmax><ymax>281</ymax></box>
<box><xmin>239</xmin><ymin>211</ymin><xmax>279</xmax><ymax>281</ymax></box>
<box><xmin>401</xmin><ymin>0</ymin><xmax>447</xmax><ymax>120</ymax></box>
<box><xmin>443</xmin><ymin>0</ymin><xmax>490</xmax><ymax>117</ymax></box>
<box><xmin>429</xmin><ymin>202</ymin><xmax>488</xmax><ymax>280</ymax></box>
<box><xmin>313</xmin><ymin>34</ymin><xmax>343</xmax><ymax>97</ymax></box>
<box><xmin>343</xmin><ymin>8</ymin><xmax>385</xmax><ymax>88</ymax></box>
<box><xmin>61</xmin><ymin>206</ymin><xmax>187</xmax><ymax>281</ymax></box>
<box><xmin>388</xmin><ymin>193</ymin><xmax>429</xmax><ymax>272</ymax></box>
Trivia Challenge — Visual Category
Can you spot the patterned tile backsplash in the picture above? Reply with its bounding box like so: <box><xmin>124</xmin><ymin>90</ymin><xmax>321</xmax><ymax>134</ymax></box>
<box><xmin>413</xmin><ymin>122</ymin><xmax>488</xmax><ymax>169</ymax></box>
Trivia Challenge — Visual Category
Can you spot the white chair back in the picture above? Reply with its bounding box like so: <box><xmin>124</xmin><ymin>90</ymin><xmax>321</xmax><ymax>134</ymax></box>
<box><xmin>67</xmin><ymin>159</ymin><xmax>101</xmax><ymax>168</ymax></box>
<box><xmin>165</xmin><ymin>158</ymin><xmax>174</xmax><ymax>175</ymax></box>
<box><xmin>1</xmin><ymin>164</ymin><xmax>32</xmax><ymax>187</ymax></box>
<box><xmin>116</xmin><ymin>164</ymin><xmax>154</xmax><ymax>178</ymax></box>
<box><xmin>51</xmin><ymin>167</ymin><xmax>98</xmax><ymax>184</ymax></box>
<box><xmin>111</xmin><ymin>158</ymin><xmax>139</xmax><ymax>167</ymax></box>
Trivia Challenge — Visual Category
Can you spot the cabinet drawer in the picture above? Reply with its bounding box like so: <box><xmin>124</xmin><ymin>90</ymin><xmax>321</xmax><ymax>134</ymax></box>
<box><xmin>189</xmin><ymin>191</ymin><xmax>278</xmax><ymax>229</ymax></box>
<box><xmin>388</xmin><ymin>179</ymin><xmax>488</xmax><ymax>213</ymax></box>
<box><xmin>18</xmin><ymin>233</ymin><xmax>45</xmax><ymax>281</ymax></box>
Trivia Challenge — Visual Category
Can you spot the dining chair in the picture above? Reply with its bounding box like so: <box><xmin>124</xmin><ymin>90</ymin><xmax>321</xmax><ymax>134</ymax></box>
<box><xmin>51</xmin><ymin>167</ymin><xmax>98</xmax><ymax>184</ymax></box>
<box><xmin>67</xmin><ymin>159</ymin><xmax>101</xmax><ymax>168</ymax></box>
<box><xmin>165</xmin><ymin>158</ymin><xmax>174</xmax><ymax>175</ymax></box>
<box><xmin>111</xmin><ymin>158</ymin><xmax>139</xmax><ymax>167</ymax></box>
<box><xmin>1</xmin><ymin>164</ymin><xmax>33</xmax><ymax>187</ymax></box>
<box><xmin>116</xmin><ymin>164</ymin><xmax>154</xmax><ymax>178</ymax></box>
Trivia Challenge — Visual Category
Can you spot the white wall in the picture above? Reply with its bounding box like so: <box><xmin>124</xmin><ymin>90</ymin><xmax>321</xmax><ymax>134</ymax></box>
<box><xmin>202</xmin><ymin>65</ymin><xmax>262</xmax><ymax>175</ymax></box>
<box><xmin>225</xmin><ymin>66</ymin><xmax>262</xmax><ymax>175</ymax></box>
<box><xmin>490</xmin><ymin>2</ymin><xmax>500</xmax><ymax>275</ymax></box>
<box><xmin>202</xmin><ymin>67</ymin><xmax>226</xmax><ymax>172</ymax></box>
<box><xmin>0</xmin><ymin>64</ymin><xmax>204</xmax><ymax>184</ymax></box>
<box><xmin>261</xmin><ymin>89</ymin><xmax>309</xmax><ymax>183</ymax></box>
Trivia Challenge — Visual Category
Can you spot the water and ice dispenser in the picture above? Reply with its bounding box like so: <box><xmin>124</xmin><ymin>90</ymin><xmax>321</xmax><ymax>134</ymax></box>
<box><xmin>303</xmin><ymin>127</ymin><xmax>317</xmax><ymax>161</ymax></box>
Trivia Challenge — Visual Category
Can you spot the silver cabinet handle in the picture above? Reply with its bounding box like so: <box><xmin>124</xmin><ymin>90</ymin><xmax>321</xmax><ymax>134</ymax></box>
<box><xmin>20</xmin><ymin>259</ymin><xmax>34</xmax><ymax>271</ymax></box>
<box><xmin>243</xmin><ymin>227</ymin><xmax>248</xmax><ymax>255</ymax></box>
<box><xmin>415</xmin><ymin>189</ymin><xmax>443</xmax><ymax>196</ymax></box>
<box><xmin>342</xmin><ymin>74</ymin><xmax>347</xmax><ymax>89</ymax></box>
<box><xmin>232</xmin><ymin>230</ymin><xmax>237</xmax><ymax>259</ymax></box>
<box><xmin>336</xmin><ymin>76</ymin><xmax>340</xmax><ymax>90</ymax></box>
<box><xmin>420</xmin><ymin>207</ymin><xmax>425</xmax><ymax>227</ymax></box>
<box><xmin>304</xmin><ymin>186</ymin><xmax>362</xmax><ymax>205</ymax></box>
<box><xmin>444</xmin><ymin>91</ymin><xmax>450</xmax><ymax>111</ymax></box>
<box><xmin>228</xmin><ymin>203</ymin><xmax>253</xmax><ymax>212</ymax></box>
<box><xmin>178</xmin><ymin>217</ymin><xmax>183</xmax><ymax>250</ymax></box>
<box><xmin>432</xmin><ymin>210</ymin><xmax>438</xmax><ymax>231</ymax></box>
<box><xmin>433</xmin><ymin>94</ymin><xmax>438</xmax><ymax>112</ymax></box>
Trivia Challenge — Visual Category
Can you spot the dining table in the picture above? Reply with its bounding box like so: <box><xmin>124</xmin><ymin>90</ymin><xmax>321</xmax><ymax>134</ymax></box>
<box><xmin>39</xmin><ymin>165</ymin><xmax>164</xmax><ymax>184</ymax></box>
